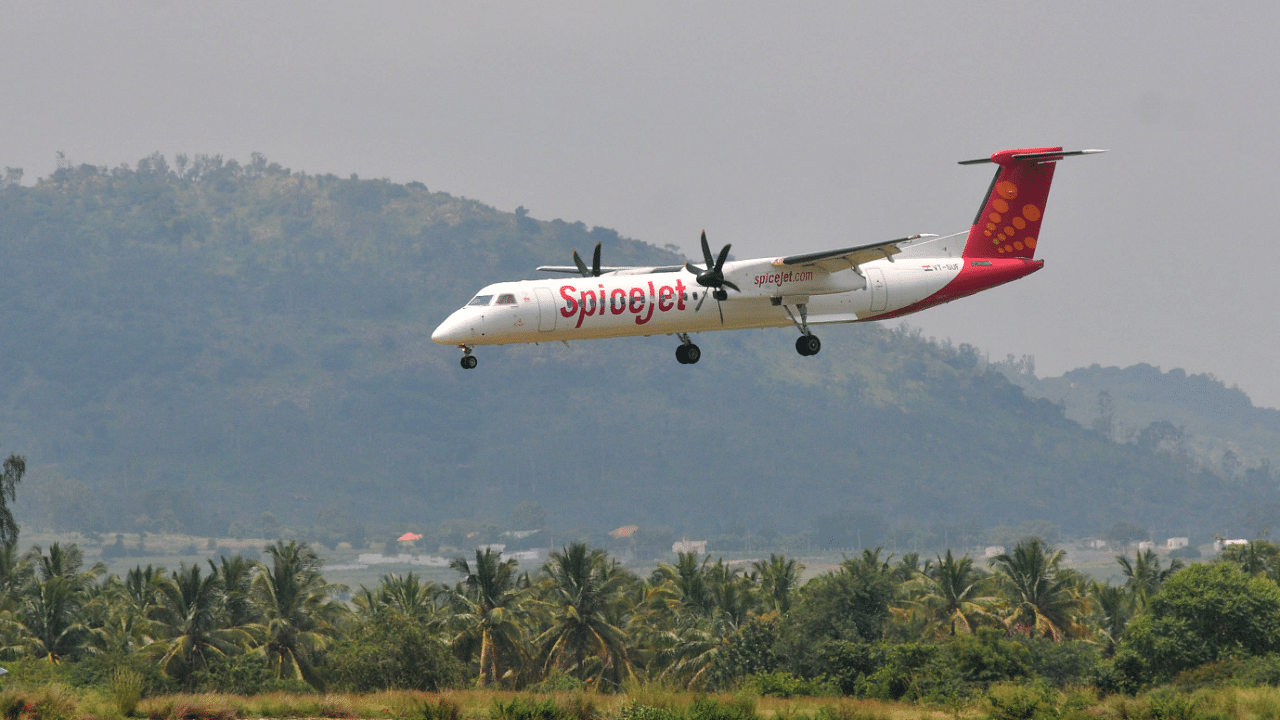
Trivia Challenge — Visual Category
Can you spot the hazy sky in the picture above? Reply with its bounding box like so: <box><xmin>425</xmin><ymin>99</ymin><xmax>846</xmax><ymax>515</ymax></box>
<box><xmin>5</xmin><ymin>2</ymin><xmax>1280</xmax><ymax>407</ymax></box>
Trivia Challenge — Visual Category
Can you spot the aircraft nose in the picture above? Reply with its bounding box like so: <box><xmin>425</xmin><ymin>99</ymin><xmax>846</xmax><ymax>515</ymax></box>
<box><xmin>431</xmin><ymin>314</ymin><xmax>469</xmax><ymax>344</ymax></box>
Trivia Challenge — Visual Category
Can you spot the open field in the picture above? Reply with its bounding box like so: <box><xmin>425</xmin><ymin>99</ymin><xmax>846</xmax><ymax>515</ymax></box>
<box><xmin>2</xmin><ymin>683</ymin><xmax>1280</xmax><ymax>720</ymax></box>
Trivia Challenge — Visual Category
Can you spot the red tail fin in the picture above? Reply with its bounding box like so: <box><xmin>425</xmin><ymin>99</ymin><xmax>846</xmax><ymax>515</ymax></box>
<box><xmin>960</xmin><ymin>146</ymin><xmax>1067</xmax><ymax>260</ymax></box>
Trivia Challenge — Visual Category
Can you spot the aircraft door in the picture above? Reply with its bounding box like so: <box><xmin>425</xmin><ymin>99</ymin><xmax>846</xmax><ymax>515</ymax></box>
<box><xmin>868</xmin><ymin>268</ymin><xmax>888</xmax><ymax>312</ymax></box>
<box><xmin>534</xmin><ymin>287</ymin><xmax>557</xmax><ymax>332</ymax></box>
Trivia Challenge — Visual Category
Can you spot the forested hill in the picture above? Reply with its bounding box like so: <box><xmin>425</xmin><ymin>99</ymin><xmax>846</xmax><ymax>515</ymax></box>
<box><xmin>1005</xmin><ymin>362</ymin><xmax>1280</xmax><ymax>482</ymax></box>
<box><xmin>0</xmin><ymin>155</ymin><xmax>1274</xmax><ymax>547</ymax></box>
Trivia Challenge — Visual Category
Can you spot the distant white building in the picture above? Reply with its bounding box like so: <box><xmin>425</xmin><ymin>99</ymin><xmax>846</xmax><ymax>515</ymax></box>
<box><xmin>356</xmin><ymin>553</ymin><xmax>448</xmax><ymax>566</ymax></box>
<box><xmin>672</xmin><ymin>540</ymin><xmax>707</xmax><ymax>555</ymax></box>
<box><xmin>1166</xmin><ymin>537</ymin><xmax>1189</xmax><ymax>550</ymax></box>
<box><xmin>477</xmin><ymin>543</ymin><xmax>506</xmax><ymax>554</ymax></box>
<box><xmin>1137</xmin><ymin>541</ymin><xmax>1155</xmax><ymax>551</ymax></box>
<box><xmin>1084</xmin><ymin>538</ymin><xmax>1107</xmax><ymax>549</ymax></box>
<box><xmin>1214</xmin><ymin>539</ymin><xmax>1249</xmax><ymax>552</ymax></box>
<box><xmin>984</xmin><ymin>545</ymin><xmax>1005</xmax><ymax>558</ymax></box>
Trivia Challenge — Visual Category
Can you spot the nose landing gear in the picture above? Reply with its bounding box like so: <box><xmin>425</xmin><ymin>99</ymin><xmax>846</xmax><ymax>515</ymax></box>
<box><xmin>459</xmin><ymin>346</ymin><xmax>478</xmax><ymax>369</ymax></box>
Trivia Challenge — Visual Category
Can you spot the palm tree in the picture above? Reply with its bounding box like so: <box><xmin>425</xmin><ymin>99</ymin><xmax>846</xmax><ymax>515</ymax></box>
<box><xmin>1089</xmin><ymin>581</ymin><xmax>1133</xmax><ymax>654</ymax></box>
<box><xmin>652</xmin><ymin>610</ymin><xmax>740</xmax><ymax>690</ymax></box>
<box><xmin>535</xmin><ymin>543</ymin><xmax>634</xmax><ymax>688</ymax></box>
<box><xmin>380</xmin><ymin>572</ymin><xmax>441</xmax><ymax>622</ymax></box>
<box><xmin>446</xmin><ymin>548</ymin><xmax>530</xmax><ymax>686</ymax></box>
<box><xmin>912</xmin><ymin>550</ymin><xmax>1000</xmax><ymax>637</ymax></box>
<box><xmin>124</xmin><ymin>564</ymin><xmax>168</xmax><ymax>616</ymax></box>
<box><xmin>148</xmin><ymin>563</ymin><xmax>253</xmax><ymax>689</ymax></box>
<box><xmin>353</xmin><ymin>571</ymin><xmax>442</xmax><ymax>627</ymax></box>
<box><xmin>210</xmin><ymin>555</ymin><xmax>259</xmax><ymax>627</ymax></box>
<box><xmin>752</xmin><ymin>554</ymin><xmax>804</xmax><ymax>614</ymax></box>
<box><xmin>1116</xmin><ymin>548</ymin><xmax>1183</xmax><ymax>607</ymax></box>
<box><xmin>651</xmin><ymin>552</ymin><xmax>715</xmax><ymax>616</ymax></box>
<box><xmin>990</xmin><ymin>538</ymin><xmax>1087</xmax><ymax>640</ymax></box>
<box><xmin>11</xmin><ymin>575</ymin><xmax>95</xmax><ymax>661</ymax></box>
<box><xmin>7</xmin><ymin>543</ymin><xmax>105</xmax><ymax>661</ymax></box>
<box><xmin>251</xmin><ymin>540</ymin><xmax>347</xmax><ymax>689</ymax></box>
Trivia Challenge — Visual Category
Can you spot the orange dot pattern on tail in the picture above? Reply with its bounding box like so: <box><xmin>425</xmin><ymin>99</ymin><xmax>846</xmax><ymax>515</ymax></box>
<box><xmin>985</xmin><ymin>181</ymin><xmax>1043</xmax><ymax>254</ymax></box>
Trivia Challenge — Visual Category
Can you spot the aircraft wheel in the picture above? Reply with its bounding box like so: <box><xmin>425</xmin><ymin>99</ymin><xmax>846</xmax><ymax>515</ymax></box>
<box><xmin>684</xmin><ymin>344</ymin><xmax>701</xmax><ymax>364</ymax></box>
<box><xmin>795</xmin><ymin>335</ymin><xmax>821</xmax><ymax>357</ymax></box>
<box><xmin>713</xmin><ymin>288</ymin><xmax>728</xmax><ymax>301</ymax></box>
<box><xmin>461</xmin><ymin>355</ymin><xmax>478</xmax><ymax>369</ymax></box>
<box><xmin>675</xmin><ymin>345</ymin><xmax>689</xmax><ymax>364</ymax></box>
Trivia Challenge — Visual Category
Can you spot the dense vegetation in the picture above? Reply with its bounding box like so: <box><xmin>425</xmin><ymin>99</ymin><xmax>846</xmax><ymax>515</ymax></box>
<box><xmin>6</xmin><ymin>532</ymin><xmax>1280</xmax><ymax>706</ymax></box>
<box><xmin>0</xmin><ymin>155</ymin><xmax>1274</xmax><ymax>547</ymax></box>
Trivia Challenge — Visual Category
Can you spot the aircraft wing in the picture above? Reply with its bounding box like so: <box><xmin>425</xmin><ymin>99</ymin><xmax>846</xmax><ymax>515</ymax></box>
<box><xmin>536</xmin><ymin>265</ymin><xmax>685</xmax><ymax>275</ymax></box>
<box><xmin>775</xmin><ymin>234</ymin><xmax>936</xmax><ymax>273</ymax></box>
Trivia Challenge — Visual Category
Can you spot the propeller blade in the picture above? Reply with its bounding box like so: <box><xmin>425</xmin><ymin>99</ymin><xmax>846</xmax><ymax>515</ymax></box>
<box><xmin>685</xmin><ymin>262</ymin><xmax>703</xmax><ymax>276</ymax></box>
<box><xmin>714</xmin><ymin>243</ymin><xmax>732</xmax><ymax>272</ymax></box>
<box><xmin>591</xmin><ymin>242</ymin><xmax>602</xmax><ymax>276</ymax></box>
<box><xmin>700</xmin><ymin>231</ymin><xmax>715</xmax><ymax>268</ymax></box>
<box><xmin>721</xmin><ymin>279</ymin><xmax>740</xmax><ymax>292</ymax></box>
<box><xmin>573</xmin><ymin>250</ymin><xmax>591</xmax><ymax>278</ymax></box>
<box><xmin>695</xmin><ymin>292</ymin><xmax>707</xmax><ymax>312</ymax></box>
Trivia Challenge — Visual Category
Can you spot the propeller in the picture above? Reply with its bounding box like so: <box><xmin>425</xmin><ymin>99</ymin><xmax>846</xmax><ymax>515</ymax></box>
<box><xmin>572</xmin><ymin>242</ymin><xmax>603</xmax><ymax>278</ymax></box>
<box><xmin>684</xmin><ymin>231</ymin><xmax>740</xmax><ymax>322</ymax></box>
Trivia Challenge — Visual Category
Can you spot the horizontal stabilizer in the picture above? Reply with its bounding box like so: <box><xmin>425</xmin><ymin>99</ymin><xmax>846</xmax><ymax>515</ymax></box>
<box><xmin>958</xmin><ymin>149</ymin><xmax>1108</xmax><ymax>165</ymax></box>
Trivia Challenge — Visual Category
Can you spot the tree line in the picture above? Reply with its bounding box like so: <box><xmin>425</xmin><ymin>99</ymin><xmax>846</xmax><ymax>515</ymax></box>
<box><xmin>5</xmin><ymin>530</ymin><xmax>1280</xmax><ymax>698</ymax></box>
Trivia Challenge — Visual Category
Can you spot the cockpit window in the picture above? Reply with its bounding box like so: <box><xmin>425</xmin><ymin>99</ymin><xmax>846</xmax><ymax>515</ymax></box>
<box><xmin>495</xmin><ymin>293</ymin><xmax>517</xmax><ymax>305</ymax></box>
<box><xmin>467</xmin><ymin>295</ymin><xmax>494</xmax><ymax>306</ymax></box>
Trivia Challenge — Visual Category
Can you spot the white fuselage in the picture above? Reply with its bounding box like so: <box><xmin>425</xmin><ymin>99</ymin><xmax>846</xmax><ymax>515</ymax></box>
<box><xmin>432</xmin><ymin>235</ymin><xmax>968</xmax><ymax>346</ymax></box>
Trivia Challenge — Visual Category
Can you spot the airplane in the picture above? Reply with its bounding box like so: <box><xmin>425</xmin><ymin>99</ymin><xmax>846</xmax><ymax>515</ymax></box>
<box><xmin>432</xmin><ymin>146</ymin><xmax>1105</xmax><ymax>369</ymax></box>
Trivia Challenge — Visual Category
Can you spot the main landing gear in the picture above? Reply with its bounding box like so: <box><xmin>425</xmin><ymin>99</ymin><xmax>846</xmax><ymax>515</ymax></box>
<box><xmin>795</xmin><ymin>334</ymin><xmax>821</xmax><ymax>357</ymax></box>
<box><xmin>782</xmin><ymin>302</ymin><xmax>822</xmax><ymax>357</ymax></box>
<box><xmin>675</xmin><ymin>333</ymin><xmax>701</xmax><ymax>365</ymax></box>
<box><xmin>459</xmin><ymin>346</ymin><xmax>478</xmax><ymax>369</ymax></box>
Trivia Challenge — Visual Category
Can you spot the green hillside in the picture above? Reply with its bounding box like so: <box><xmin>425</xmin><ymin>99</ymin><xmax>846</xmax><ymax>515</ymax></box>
<box><xmin>1004</xmin><ymin>362</ymin><xmax>1279</xmax><ymax>480</ymax></box>
<box><xmin>0</xmin><ymin>155</ymin><xmax>1272</xmax><ymax>548</ymax></box>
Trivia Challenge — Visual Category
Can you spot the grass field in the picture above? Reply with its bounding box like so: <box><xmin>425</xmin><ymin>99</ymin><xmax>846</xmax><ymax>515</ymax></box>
<box><xmin>1</xmin><ymin>683</ymin><xmax>1279</xmax><ymax>720</ymax></box>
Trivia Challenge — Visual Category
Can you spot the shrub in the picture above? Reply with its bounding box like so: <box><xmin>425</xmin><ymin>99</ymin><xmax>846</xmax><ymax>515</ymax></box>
<box><xmin>414</xmin><ymin>699</ymin><xmax>463</xmax><ymax>720</ymax></box>
<box><xmin>746</xmin><ymin>672</ymin><xmax>833</xmax><ymax>698</ymax></box>
<box><xmin>985</xmin><ymin>683</ymin><xmax>1052</xmax><ymax>720</ymax></box>
<box><xmin>812</xmin><ymin>704</ymin><xmax>890</xmax><ymax>720</ymax></box>
<box><xmin>316</xmin><ymin>696</ymin><xmax>356</xmax><ymax>719</ymax></box>
<box><xmin>1170</xmin><ymin>654</ymin><xmax>1280</xmax><ymax>690</ymax></box>
<box><xmin>1017</xmin><ymin>638</ymin><xmax>1101</xmax><ymax>688</ymax></box>
<box><xmin>112</xmin><ymin>667</ymin><xmax>145</xmax><ymax>717</ymax></box>
<box><xmin>22</xmin><ymin>687</ymin><xmax>76</xmax><ymax>720</ymax></box>
<box><xmin>191</xmin><ymin>655</ymin><xmax>313</xmax><ymax>695</ymax></box>
<box><xmin>686</xmin><ymin>696</ymin><xmax>757</xmax><ymax>720</ymax></box>
<box><xmin>490</xmin><ymin>698</ymin><xmax>573</xmax><ymax>720</ymax></box>
<box><xmin>617</xmin><ymin>704</ymin><xmax>681</xmax><ymax>720</ymax></box>
<box><xmin>527</xmin><ymin>671</ymin><xmax>587</xmax><ymax>693</ymax></box>
<box><xmin>1145</xmin><ymin>690</ymin><xmax>1200</xmax><ymax>720</ymax></box>
<box><xmin>328</xmin><ymin>615</ymin><xmax>466</xmax><ymax>692</ymax></box>
<box><xmin>0</xmin><ymin>694</ymin><xmax>27</xmax><ymax>720</ymax></box>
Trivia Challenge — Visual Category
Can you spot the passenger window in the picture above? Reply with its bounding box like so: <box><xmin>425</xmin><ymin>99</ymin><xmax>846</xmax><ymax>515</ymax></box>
<box><xmin>467</xmin><ymin>295</ymin><xmax>494</xmax><ymax>306</ymax></box>
<box><xmin>495</xmin><ymin>294</ymin><xmax>517</xmax><ymax>305</ymax></box>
